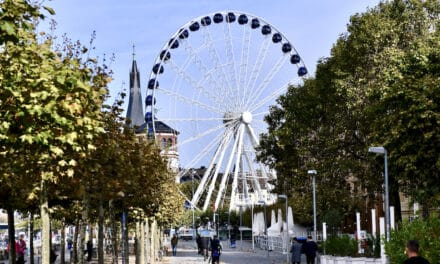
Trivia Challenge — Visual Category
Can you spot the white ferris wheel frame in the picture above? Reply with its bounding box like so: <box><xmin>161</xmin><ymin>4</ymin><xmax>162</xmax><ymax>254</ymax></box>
<box><xmin>145</xmin><ymin>11</ymin><xmax>308</xmax><ymax>212</ymax></box>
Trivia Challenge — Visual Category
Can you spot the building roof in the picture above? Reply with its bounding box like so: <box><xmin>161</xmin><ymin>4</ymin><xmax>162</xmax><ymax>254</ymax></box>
<box><xmin>135</xmin><ymin>120</ymin><xmax>179</xmax><ymax>135</ymax></box>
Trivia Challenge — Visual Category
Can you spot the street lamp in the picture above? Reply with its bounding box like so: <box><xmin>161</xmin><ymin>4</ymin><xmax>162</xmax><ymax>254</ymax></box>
<box><xmin>257</xmin><ymin>200</ymin><xmax>269</xmax><ymax>258</ymax></box>
<box><xmin>368</xmin><ymin>146</ymin><xmax>390</xmax><ymax>241</ymax></box>
<box><xmin>307</xmin><ymin>170</ymin><xmax>317</xmax><ymax>241</ymax></box>
<box><xmin>278</xmin><ymin>194</ymin><xmax>288</xmax><ymax>264</ymax></box>
<box><xmin>191</xmin><ymin>170</ymin><xmax>195</xmax><ymax>238</ymax></box>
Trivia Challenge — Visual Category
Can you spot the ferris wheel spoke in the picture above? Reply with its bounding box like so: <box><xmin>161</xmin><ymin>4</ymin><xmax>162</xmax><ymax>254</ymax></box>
<box><xmin>172</xmin><ymin>45</ymin><xmax>225</xmax><ymax>104</ymax></box>
<box><xmin>159</xmin><ymin>117</ymin><xmax>233</xmax><ymax>122</ymax></box>
<box><xmin>159</xmin><ymin>87</ymin><xmax>223</xmax><ymax>114</ymax></box>
<box><xmin>176</xmin><ymin>122</ymin><xmax>227</xmax><ymax>148</ymax></box>
<box><xmin>239</xmin><ymin>25</ymin><xmax>253</xmax><ymax>108</ymax></box>
<box><xmin>167</xmin><ymin>56</ymin><xmax>225</xmax><ymax>107</ymax></box>
<box><xmin>178</xmin><ymin>131</ymin><xmax>225</xmax><ymax>177</ymax></box>
<box><xmin>180</xmin><ymin>40</ymin><xmax>228</xmax><ymax>103</ymax></box>
<box><xmin>202</xmin><ymin>26</ymin><xmax>238</xmax><ymax>108</ymax></box>
<box><xmin>203</xmin><ymin>130</ymin><xmax>234</xmax><ymax>211</ymax></box>
<box><xmin>252</xmin><ymin>111</ymin><xmax>270</xmax><ymax>117</ymax></box>
<box><xmin>246</xmin><ymin>55</ymin><xmax>289</xmax><ymax>109</ymax></box>
<box><xmin>248</xmin><ymin>82</ymin><xmax>288</xmax><ymax>113</ymax></box>
<box><xmin>244</xmin><ymin>37</ymin><xmax>271</xmax><ymax>99</ymax></box>
<box><xmin>223</xmin><ymin>22</ymin><xmax>240</xmax><ymax>108</ymax></box>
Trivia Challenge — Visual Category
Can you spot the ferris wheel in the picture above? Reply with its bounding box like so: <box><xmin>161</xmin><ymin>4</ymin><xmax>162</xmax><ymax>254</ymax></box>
<box><xmin>145</xmin><ymin>11</ymin><xmax>307</xmax><ymax>212</ymax></box>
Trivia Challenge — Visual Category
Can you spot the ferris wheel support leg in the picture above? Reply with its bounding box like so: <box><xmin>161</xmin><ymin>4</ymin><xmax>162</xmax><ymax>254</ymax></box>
<box><xmin>242</xmin><ymin>147</ymin><xmax>262</xmax><ymax>194</ymax></box>
<box><xmin>246</xmin><ymin>124</ymin><xmax>270</xmax><ymax>189</ymax></box>
<box><xmin>203</xmin><ymin>131</ymin><xmax>233</xmax><ymax>211</ymax></box>
<box><xmin>191</xmin><ymin>130</ymin><xmax>228</xmax><ymax>206</ymax></box>
<box><xmin>230</xmin><ymin>124</ymin><xmax>245</xmax><ymax>212</ymax></box>
<box><xmin>214</xmin><ymin>127</ymin><xmax>240</xmax><ymax>211</ymax></box>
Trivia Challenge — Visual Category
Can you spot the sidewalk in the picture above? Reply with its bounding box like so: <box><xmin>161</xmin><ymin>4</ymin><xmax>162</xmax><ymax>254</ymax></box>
<box><xmin>162</xmin><ymin>240</ymin><xmax>292</xmax><ymax>264</ymax></box>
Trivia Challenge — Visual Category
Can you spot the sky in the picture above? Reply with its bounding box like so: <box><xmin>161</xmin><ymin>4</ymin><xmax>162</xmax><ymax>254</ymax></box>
<box><xmin>40</xmin><ymin>0</ymin><xmax>382</xmax><ymax>170</ymax></box>
<box><xmin>43</xmin><ymin>0</ymin><xmax>381</xmax><ymax>103</ymax></box>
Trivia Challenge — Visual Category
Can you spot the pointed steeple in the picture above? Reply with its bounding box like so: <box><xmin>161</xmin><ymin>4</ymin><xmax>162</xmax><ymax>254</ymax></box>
<box><xmin>126</xmin><ymin>44</ymin><xmax>145</xmax><ymax>129</ymax></box>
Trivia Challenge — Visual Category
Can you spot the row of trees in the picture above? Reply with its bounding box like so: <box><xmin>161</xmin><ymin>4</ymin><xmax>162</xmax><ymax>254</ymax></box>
<box><xmin>258</xmin><ymin>0</ymin><xmax>439</xmax><ymax>230</ymax></box>
<box><xmin>0</xmin><ymin>1</ymin><xmax>184</xmax><ymax>263</ymax></box>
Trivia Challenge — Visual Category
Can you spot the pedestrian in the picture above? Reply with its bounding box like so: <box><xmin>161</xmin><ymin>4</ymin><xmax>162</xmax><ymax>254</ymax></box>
<box><xmin>290</xmin><ymin>237</ymin><xmax>302</xmax><ymax>264</ymax></box>
<box><xmin>404</xmin><ymin>240</ymin><xmax>429</xmax><ymax>264</ymax></box>
<box><xmin>210</xmin><ymin>235</ymin><xmax>222</xmax><ymax>264</ymax></box>
<box><xmin>302</xmin><ymin>235</ymin><xmax>318</xmax><ymax>264</ymax></box>
<box><xmin>16</xmin><ymin>234</ymin><xmax>26</xmax><ymax>264</ymax></box>
<box><xmin>196</xmin><ymin>233</ymin><xmax>202</xmax><ymax>254</ymax></box>
<box><xmin>171</xmin><ymin>234</ymin><xmax>178</xmax><ymax>256</ymax></box>
<box><xmin>50</xmin><ymin>247</ymin><xmax>58</xmax><ymax>264</ymax></box>
<box><xmin>86</xmin><ymin>240</ymin><xmax>93</xmax><ymax>261</ymax></box>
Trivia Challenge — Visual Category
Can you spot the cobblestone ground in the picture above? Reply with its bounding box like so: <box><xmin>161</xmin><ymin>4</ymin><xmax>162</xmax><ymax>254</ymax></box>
<box><xmin>162</xmin><ymin>240</ymin><xmax>296</xmax><ymax>264</ymax></box>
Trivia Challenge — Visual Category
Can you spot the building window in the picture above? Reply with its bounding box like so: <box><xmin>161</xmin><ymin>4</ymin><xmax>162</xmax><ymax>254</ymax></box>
<box><xmin>161</xmin><ymin>138</ymin><xmax>167</xmax><ymax>149</ymax></box>
<box><xmin>167</xmin><ymin>138</ymin><xmax>173</xmax><ymax>148</ymax></box>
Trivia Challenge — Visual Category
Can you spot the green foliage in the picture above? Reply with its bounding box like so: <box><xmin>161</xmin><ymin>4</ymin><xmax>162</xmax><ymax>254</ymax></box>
<box><xmin>258</xmin><ymin>0</ymin><xmax>440</xmax><ymax>227</ymax></box>
<box><xmin>385</xmin><ymin>215</ymin><xmax>440</xmax><ymax>263</ymax></box>
<box><xmin>323</xmin><ymin>235</ymin><xmax>358</xmax><ymax>257</ymax></box>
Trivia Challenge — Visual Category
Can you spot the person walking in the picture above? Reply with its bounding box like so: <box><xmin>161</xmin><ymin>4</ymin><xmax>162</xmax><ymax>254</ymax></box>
<box><xmin>302</xmin><ymin>235</ymin><xmax>318</xmax><ymax>264</ymax></box>
<box><xmin>210</xmin><ymin>235</ymin><xmax>222</xmax><ymax>264</ymax></box>
<box><xmin>86</xmin><ymin>240</ymin><xmax>93</xmax><ymax>261</ymax></box>
<box><xmin>171</xmin><ymin>234</ymin><xmax>178</xmax><ymax>256</ymax></box>
<box><xmin>16</xmin><ymin>234</ymin><xmax>27</xmax><ymax>264</ymax></box>
<box><xmin>404</xmin><ymin>240</ymin><xmax>429</xmax><ymax>264</ymax></box>
<box><xmin>290</xmin><ymin>237</ymin><xmax>302</xmax><ymax>264</ymax></box>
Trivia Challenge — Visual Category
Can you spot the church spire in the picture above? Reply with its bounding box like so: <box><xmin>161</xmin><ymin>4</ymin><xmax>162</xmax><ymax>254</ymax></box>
<box><xmin>126</xmin><ymin>44</ymin><xmax>145</xmax><ymax>129</ymax></box>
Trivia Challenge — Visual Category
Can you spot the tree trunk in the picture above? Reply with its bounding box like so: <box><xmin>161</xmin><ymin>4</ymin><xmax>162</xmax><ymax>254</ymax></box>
<box><xmin>7</xmin><ymin>207</ymin><xmax>16</xmax><ymax>263</ymax></box>
<box><xmin>109</xmin><ymin>200</ymin><xmax>118</xmax><ymax>264</ymax></box>
<box><xmin>40</xmin><ymin>180</ymin><xmax>51</xmax><ymax>264</ymax></box>
<box><xmin>29</xmin><ymin>213</ymin><xmax>34</xmax><ymax>264</ymax></box>
<box><xmin>61</xmin><ymin>221</ymin><xmax>66</xmax><ymax>264</ymax></box>
<box><xmin>73</xmin><ymin>218</ymin><xmax>80</xmax><ymax>264</ymax></box>
<box><xmin>135</xmin><ymin>219</ymin><xmax>140</xmax><ymax>264</ymax></box>
<box><xmin>390</xmin><ymin>174</ymin><xmax>402</xmax><ymax>223</ymax></box>
<box><xmin>140</xmin><ymin>218</ymin><xmax>145</xmax><ymax>264</ymax></box>
<box><xmin>98</xmin><ymin>198</ymin><xmax>104</xmax><ymax>264</ymax></box>
<box><xmin>79</xmin><ymin>191</ymin><xmax>89</xmax><ymax>264</ymax></box>
<box><xmin>145</xmin><ymin>220</ymin><xmax>150</xmax><ymax>264</ymax></box>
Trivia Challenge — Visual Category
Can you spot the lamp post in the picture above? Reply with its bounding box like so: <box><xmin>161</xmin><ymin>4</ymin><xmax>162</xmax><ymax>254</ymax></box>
<box><xmin>251</xmin><ymin>201</ymin><xmax>255</xmax><ymax>251</ymax></box>
<box><xmin>278</xmin><ymin>194</ymin><xmax>288</xmax><ymax>264</ymax></box>
<box><xmin>307</xmin><ymin>170</ymin><xmax>317</xmax><ymax>241</ymax></box>
<box><xmin>368</xmin><ymin>146</ymin><xmax>390</xmax><ymax>241</ymax></box>
<box><xmin>191</xmin><ymin>170</ymin><xmax>195</xmax><ymax>238</ymax></box>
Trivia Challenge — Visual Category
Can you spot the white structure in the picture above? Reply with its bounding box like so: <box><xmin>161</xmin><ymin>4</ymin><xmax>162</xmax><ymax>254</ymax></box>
<box><xmin>145</xmin><ymin>11</ymin><xmax>308</xmax><ymax>211</ymax></box>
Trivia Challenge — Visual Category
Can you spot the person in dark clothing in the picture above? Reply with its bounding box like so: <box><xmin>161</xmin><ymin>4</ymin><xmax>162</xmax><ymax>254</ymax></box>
<box><xmin>200</xmin><ymin>236</ymin><xmax>210</xmax><ymax>260</ymax></box>
<box><xmin>196</xmin><ymin>234</ymin><xmax>202</xmax><ymax>254</ymax></box>
<box><xmin>210</xmin><ymin>235</ymin><xmax>222</xmax><ymax>264</ymax></box>
<box><xmin>86</xmin><ymin>240</ymin><xmax>93</xmax><ymax>261</ymax></box>
<box><xmin>302</xmin><ymin>235</ymin><xmax>318</xmax><ymax>264</ymax></box>
<box><xmin>290</xmin><ymin>237</ymin><xmax>302</xmax><ymax>264</ymax></box>
<box><xmin>50</xmin><ymin>248</ymin><xmax>58</xmax><ymax>264</ymax></box>
<box><xmin>403</xmin><ymin>240</ymin><xmax>430</xmax><ymax>264</ymax></box>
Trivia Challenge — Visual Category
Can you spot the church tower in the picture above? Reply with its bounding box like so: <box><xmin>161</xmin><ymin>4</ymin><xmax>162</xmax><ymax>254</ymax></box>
<box><xmin>125</xmin><ymin>47</ymin><xmax>180</xmax><ymax>179</ymax></box>
<box><xmin>126</xmin><ymin>47</ymin><xmax>145</xmax><ymax>129</ymax></box>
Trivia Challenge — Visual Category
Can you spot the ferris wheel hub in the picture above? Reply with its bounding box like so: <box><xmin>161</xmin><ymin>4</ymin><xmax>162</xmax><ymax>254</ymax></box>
<box><xmin>241</xmin><ymin>111</ymin><xmax>252</xmax><ymax>124</ymax></box>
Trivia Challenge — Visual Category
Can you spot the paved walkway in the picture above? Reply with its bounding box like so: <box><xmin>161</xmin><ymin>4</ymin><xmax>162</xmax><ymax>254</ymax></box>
<box><xmin>162</xmin><ymin>240</ymin><xmax>296</xmax><ymax>264</ymax></box>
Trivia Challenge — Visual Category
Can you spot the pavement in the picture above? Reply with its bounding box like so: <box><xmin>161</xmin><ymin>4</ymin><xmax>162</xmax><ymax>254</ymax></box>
<box><xmin>162</xmin><ymin>240</ymin><xmax>301</xmax><ymax>264</ymax></box>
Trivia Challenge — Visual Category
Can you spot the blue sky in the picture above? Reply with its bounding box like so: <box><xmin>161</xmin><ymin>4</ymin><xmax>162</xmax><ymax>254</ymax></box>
<box><xmin>44</xmin><ymin>0</ymin><xmax>381</xmax><ymax>103</ymax></box>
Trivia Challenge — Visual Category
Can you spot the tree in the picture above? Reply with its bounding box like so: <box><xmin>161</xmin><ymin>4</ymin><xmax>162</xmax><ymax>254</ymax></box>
<box><xmin>258</xmin><ymin>0</ymin><xmax>440</xmax><ymax>227</ymax></box>
<box><xmin>0</xmin><ymin>1</ymin><xmax>109</xmax><ymax>262</ymax></box>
